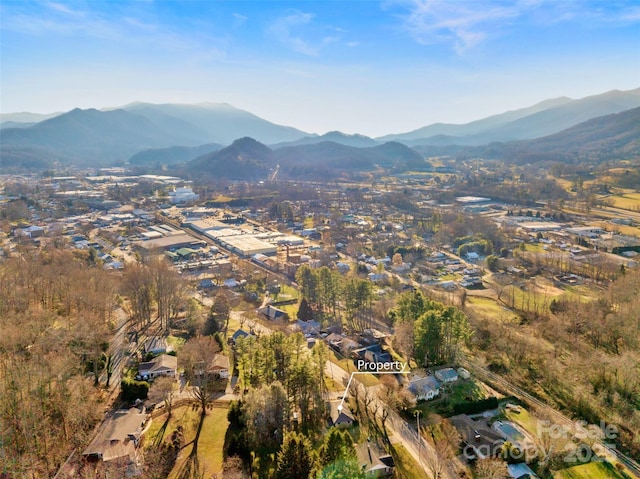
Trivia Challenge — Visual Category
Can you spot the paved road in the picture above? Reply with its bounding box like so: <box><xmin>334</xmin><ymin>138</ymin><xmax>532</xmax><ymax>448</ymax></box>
<box><xmin>100</xmin><ymin>307</ymin><xmax>130</xmax><ymax>390</ymax></box>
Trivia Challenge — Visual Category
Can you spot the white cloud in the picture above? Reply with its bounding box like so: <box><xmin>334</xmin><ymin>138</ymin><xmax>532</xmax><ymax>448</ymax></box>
<box><xmin>392</xmin><ymin>0</ymin><xmax>520</xmax><ymax>52</ymax></box>
<box><xmin>45</xmin><ymin>1</ymin><xmax>85</xmax><ymax>17</ymax></box>
<box><xmin>268</xmin><ymin>11</ymin><xmax>318</xmax><ymax>55</ymax></box>
<box><xmin>389</xmin><ymin>0</ymin><xmax>640</xmax><ymax>53</ymax></box>
<box><xmin>267</xmin><ymin>10</ymin><xmax>343</xmax><ymax>56</ymax></box>
<box><xmin>233</xmin><ymin>13</ymin><xmax>247</xmax><ymax>29</ymax></box>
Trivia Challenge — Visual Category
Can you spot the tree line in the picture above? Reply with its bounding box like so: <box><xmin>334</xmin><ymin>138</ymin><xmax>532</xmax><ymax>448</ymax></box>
<box><xmin>390</xmin><ymin>289</ymin><xmax>472</xmax><ymax>367</ymax></box>
<box><xmin>0</xmin><ymin>249</ymin><xmax>117</xmax><ymax>477</ymax></box>
<box><xmin>224</xmin><ymin>332</ymin><xmax>369</xmax><ymax>478</ymax></box>
<box><xmin>295</xmin><ymin>264</ymin><xmax>374</xmax><ymax>332</ymax></box>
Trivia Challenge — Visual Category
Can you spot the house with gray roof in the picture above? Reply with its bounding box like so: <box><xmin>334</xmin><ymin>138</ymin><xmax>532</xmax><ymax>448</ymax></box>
<box><xmin>83</xmin><ymin>408</ymin><xmax>146</xmax><ymax>463</ymax></box>
<box><xmin>435</xmin><ymin>367</ymin><xmax>459</xmax><ymax>383</ymax></box>
<box><xmin>138</xmin><ymin>354</ymin><xmax>177</xmax><ymax>381</ymax></box>
<box><xmin>408</xmin><ymin>376</ymin><xmax>440</xmax><ymax>401</ymax></box>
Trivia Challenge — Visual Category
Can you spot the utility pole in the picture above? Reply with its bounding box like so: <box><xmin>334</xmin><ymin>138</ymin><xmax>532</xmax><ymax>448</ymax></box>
<box><xmin>414</xmin><ymin>410</ymin><xmax>422</xmax><ymax>468</ymax></box>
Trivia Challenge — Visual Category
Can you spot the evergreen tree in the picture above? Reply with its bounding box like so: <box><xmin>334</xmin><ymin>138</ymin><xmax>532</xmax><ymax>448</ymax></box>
<box><xmin>318</xmin><ymin>429</ymin><xmax>356</xmax><ymax>467</ymax></box>
<box><xmin>275</xmin><ymin>432</ymin><xmax>315</xmax><ymax>479</ymax></box>
<box><xmin>414</xmin><ymin>306</ymin><xmax>471</xmax><ymax>366</ymax></box>
<box><xmin>297</xmin><ymin>297</ymin><xmax>314</xmax><ymax>321</ymax></box>
<box><xmin>316</xmin><ymin>460</ymin><xmax>366</xmax><ymax>479</ymax></box>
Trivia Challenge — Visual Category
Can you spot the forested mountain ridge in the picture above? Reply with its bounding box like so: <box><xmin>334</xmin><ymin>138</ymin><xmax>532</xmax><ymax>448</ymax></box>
<box><xmin>413</xmin><ymin>106</ymin><xmax>640</xmax><ymax>164</ymax></box>
<box><xmin>383</xmin><ymin>88</ymin><xmax>640</xmax><ymax>146</ymax></box>
<box><xmin>2</xmin><ymin>87</ymin><xmax>638</xmax><ymax>171</ymax></box>
<box><xmin>181</xmin><ymin>138</ymin><xmax>426</xmax><ymax>180</ymax></box>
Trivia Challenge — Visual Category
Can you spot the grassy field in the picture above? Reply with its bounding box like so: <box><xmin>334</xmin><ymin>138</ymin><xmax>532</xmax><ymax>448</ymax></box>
<box><xmin>208</xmin><ymin>194</ymin><xmax>234</xmax><ymax>203</ymax></box>
<box><xmin>552</xmin><ymin>460</ymin><xmax>627</xmax><ymax>479</ymax></box>
<box><xmin>413</xmin><ymin>379</ymin><xmax>487</xmax><ymax>417</ymax></box>
<box><xmin>603</xmin><ymin>192</ymin><xmax>640</xmax><ymax>211</ymax></box>
<box><xmin>390</xmin><ymin>443</ymin><xmax>426</xmax><ymax>479</ymax></box>
<box><xmin>523</xmin><ymin>242</ymin><xmax>546</xmax><ymax>253</ymax></box>
<box><xmin>504</xmin><ymin>407</ymin><xmax>540</xmax><ymax>439</ymax></box>
<box><xmin>327</xmin><ymin>350</ymin><xmax>379</xmax><ymax>387</ymax></box>
<box><xmin>166</xmin><ymin>334</ymin><xmax>186</xmax><ymax>351</ymax></box>
<box><xmin>145</xmin><ymin>405</ymin><xmax>229</xmax><ymax>478</ymax></box>
<box><xmin>466</xmin><ymin>296</ymin><xmax>511</xmax><ymax>319</ymax></box>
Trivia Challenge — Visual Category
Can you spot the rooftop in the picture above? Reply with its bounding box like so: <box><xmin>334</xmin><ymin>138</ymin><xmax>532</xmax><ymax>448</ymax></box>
<box><xmin>83</xmin><ymin>408</ymin><xmax>146</xmax><ymax>462</ymax></box>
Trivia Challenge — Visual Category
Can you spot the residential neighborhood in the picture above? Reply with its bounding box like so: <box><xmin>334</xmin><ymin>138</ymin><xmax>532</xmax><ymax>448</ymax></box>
<box><xmin>2</xmin><ymin>156</ymin><xmax>640</xmax><ymax>479</ymax></box>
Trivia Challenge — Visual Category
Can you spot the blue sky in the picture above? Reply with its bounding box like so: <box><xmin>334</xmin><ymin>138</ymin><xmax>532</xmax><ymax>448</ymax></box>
<box><xmin>1</xmin><ymin>0</ymin><xmax>639</xmax><ymax>136</ymax></box>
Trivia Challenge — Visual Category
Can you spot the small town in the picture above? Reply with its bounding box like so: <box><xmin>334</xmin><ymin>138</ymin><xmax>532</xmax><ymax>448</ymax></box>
<box><xmin>2</xmin><ymin>2</ymin><xmax>640</xmax><ymax>478</ymax></box>
<box><xmin>2</xmin><ymin>156</ymin><xmax>639</xmax><ymax>479</ymax></box>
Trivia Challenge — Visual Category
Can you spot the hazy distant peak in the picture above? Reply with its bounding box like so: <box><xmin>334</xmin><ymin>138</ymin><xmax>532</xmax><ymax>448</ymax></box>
<box><xmin>324</xmin><ymin>130</ymin><xmax>366</xmax><ymax>138</ymax></box>
<box><xmin>0</xmin><ymin>111</ymin><xmax>62</xmax><ymax>124</ymax></box>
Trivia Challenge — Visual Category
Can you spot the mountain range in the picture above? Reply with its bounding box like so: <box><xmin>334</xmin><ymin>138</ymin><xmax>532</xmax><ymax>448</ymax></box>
<box><xmin>379</xmin><ymin>88</ymin><xmax>640</xmax><ymax>146</ymax></box>
<box><xmin>181</xmin><ymin>137</ymin><xmax>424</xmax><ymax>181</ymax></box>
<box><xmin>1</xmin><ymin>87</ymin><xmax>638</xmax><ymax>172</ymax></box>
<box><xmin>180</xmin><ymin>106</ymin><xmax>640</xmax><ymax>181</ymax></box>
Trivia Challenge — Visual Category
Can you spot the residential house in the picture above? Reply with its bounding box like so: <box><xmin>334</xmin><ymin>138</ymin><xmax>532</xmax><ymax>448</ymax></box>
<box><xmin>368</xmin><ymin>272</ymin><xmax>389</xmax><ymax>283</ymax></box>
<box><xmin>18</xmin><ymin>225</ymin><xmax>46</xmax><ymax>238</ymax></box>
<box><xmin>336</xmin><ymin>261</ymin><xmax>351</xmax><ymax>273</ymax></box>
<box><xmin>408</xmin><ymin>376</ymin><xmax>440</xmax><ymax>401</ymax></box>
<box><xmin>223</xmin><ymin>278</ymin><xmax>240</xmax><ymax>288</ymax></box>
<box><xmin>199</xmin><ymin>278</ymin><xmax>215</xmax><ymax>289</ymax></box>
<box><xmin>230</xmin><ymin>329</ymin><xmax>254</xmax><ymax>345</ymax></box>
<box><xmin>209</xmin><ymin>354</ymin><xmax>230</xmax><ymax>379</ymax></box>
<box><xmin>435</xmin><ymin>367</ymin><xmax>459</xmax><ymax>383</ymax></box>
<box><xmin>364</xmin><ymin>349</ymin><xmax>392</xmax><ymax>364</ymax></box>
<box><xmin>450</xmin><ymin>414</ymin><xmax>504</xmax><ymax>459</ymax></box>
<box><xmin>258</xmin><ymin>304</ymin><xmax>288</xmax><ymax>321</ymax></box>
<box><xmin>138</xmin><ymin>354</ymin><xmax>177</xmax><ymax>381</ymax></box>
<box><xmin>329</xmin><ymin>401</ymin><xmax>355</xmax><ymax>428</ymax></box>
<box><xmin>355</xmin><ymin>442</ymin><xmax>395</xmax><ymax>477</ymax></box>
<box><xmin>438</xmin><ymin>280</ymin><xmax>456</xmax><ymax>290</ymax></box>
<box><xmin>326</xmin><ymin>334</ymin><xmax>361</xmax><ymax>356</ymax></box>
<box><xmin>292</xmin><ymin>319</ymin><xmax>321</xmax><ymax>336</ymax></box>
<box><xmin>83</xmin><ymin>408</ymin><xmax>146</xmax><ymax>463</ymax></box>
<box><xmin>457</xmin><ymin>367</ymin><xmax>471</xmax><ymax>380</ymax></box>
<box><xmin>466</xmin><ymin>252</ymin><xmax>480</xmax><ymax>262</ymax></box>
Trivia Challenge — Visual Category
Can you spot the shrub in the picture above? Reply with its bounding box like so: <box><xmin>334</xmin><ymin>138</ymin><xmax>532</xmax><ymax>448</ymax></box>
<box><xmin>121</xmin><ymin>378</ymin><xmax>149</xmax><ymax>402</ymax></box>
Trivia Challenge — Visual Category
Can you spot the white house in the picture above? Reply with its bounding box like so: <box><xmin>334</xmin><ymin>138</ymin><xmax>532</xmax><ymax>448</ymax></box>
<box><xmin>209</xmin><ymin>354</ymin><xmax>230</xmax><ymax>379</ymax></box>
<box><xmin>138</xmin><ymin>354</ymin><xmax>177</xmax><ymax>380</ymax></box>
<box><xmin>408</xmin><ymin>376</ymin><xmax>440</xmax><ymax>401</ymax></box>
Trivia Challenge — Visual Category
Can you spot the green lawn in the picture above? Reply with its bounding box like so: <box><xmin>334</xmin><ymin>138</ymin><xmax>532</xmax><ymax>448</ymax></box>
<box><xmin>552</xmin><ymin>461</ymin><xmax>627</xmax><ymax>479</ymax></box>
<box><xmin>413</xmin><ymin>379</ymin><xmax>487</xmax><ymax>417</ymax></box>
<box><xmin>504</xmin><ymin>407</ymin><xmax>540</xmax><ymax>439</ymax></box>
<box><xmin>327</xmin><ymin>350</ymin><xmax>378</xmax><ymax>387</ymax></box>
<box><xmin>524</xmin><ymin>242</ymin><xmax>545</xmax><ymax>253</ymax></box>
<box><xmin>145</xmin><ymin>404</ymin><xmax>229</xmax><ymax>478</ymax></box>
<box><xmin>166</xmin><ymin>334</ymin><xmax>186</xmax><ymax>352</ymax></box>
<box><xmin>390</xmin><ymin>443</ymin><xmax>425</xmax><ymax>479</ymax></box>
<box><xmin>466</xmin><ymin>296</ymin><xmax>507</xmax><ymax>318</ymax></box>
<box><xmin>604</xmin><ymin>193</ymin><xmax>640</xmax><ymax>210</ymax></box>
